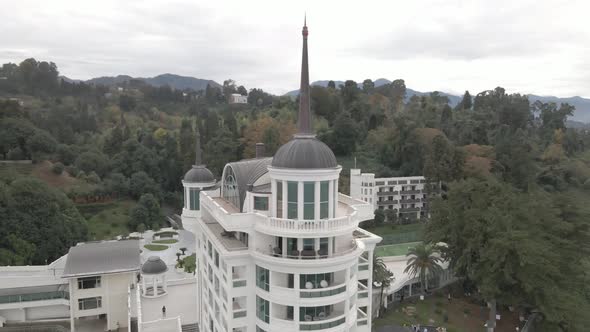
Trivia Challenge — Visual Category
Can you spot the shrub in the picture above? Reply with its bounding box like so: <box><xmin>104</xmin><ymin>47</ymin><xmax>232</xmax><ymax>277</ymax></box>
<box><xmin>463</xmin><ymin>308</ymin><xmax>471</xmax><ymax>316</ymax></box>
<box><xmin>52</xmin><ymin>162</ymin><xmax>65</xmax><ymax>175</ymax></box>
<box><xmin>584</xmin><ymin>179</ymin><xmax>590</xmax><ymax>190</ymax></box>
<box><xmin>435</xmin><ymin>300</ymin><xmax>444</xmax><ymax>307</ymax></box>
<box><xmin>434</xmin><ymin>308</ymin><xmax>443</xmax><ymax>314</ymax></box>
<box><xmin>442</xmin><ymin>312</ymin><xmax>449</xmax><ymax>322</ymax></box>
<box><xmin>65</xmin><ymin>165</ymin><xmax>78</xmax><ymax>176</ymax></box>
<box><xmin>110</xmin><ymin>221</ymin><xmax>118</xmax><ymax>228</ymax></box>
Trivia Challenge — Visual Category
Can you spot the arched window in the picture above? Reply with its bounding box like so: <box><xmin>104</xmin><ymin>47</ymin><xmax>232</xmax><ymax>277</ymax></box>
<box><xmin>222</xmin><ymin>167</ymin><xmax>240</xmax><ymax>209</ymax></box>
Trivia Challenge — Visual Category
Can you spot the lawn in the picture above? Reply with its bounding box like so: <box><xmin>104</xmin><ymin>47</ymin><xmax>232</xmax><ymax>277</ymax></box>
<box><xmin>144</xmin><ymin>244</ymin><xmax>168</xmax><ymax>251</ymax></box>
<box><xmin>366</xmin><ymin>223</ymin><xmax>425</xmax><ymax>237</ymax></box>
<box><xmin>81</xmin><ymin>200</ymin><xmax>137</xmax><ymax>241</ymax></box>
<box><xmin>153</xmin><ymin>239</ymin><xmax>178</xmax><ymax>244</ymax></box>
<box><xmin>375</xmin><ymin>242</ymin><xmax>422</xmax><ymax>256</ymax></box>
<box><xmin>373</xmin><ymin>291</ymin><xmax>521</xmax><ymax>332</ymax></box>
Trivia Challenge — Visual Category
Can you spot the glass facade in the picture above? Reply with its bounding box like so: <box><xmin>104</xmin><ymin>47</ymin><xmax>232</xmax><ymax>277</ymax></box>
<box><xmin>256</xmin><ymin>296</ymin><xmax>270</xmax><ymax>323</ymax></box>
<box><xmin>300</xmin><ymin>272</ymin><xmax>333</xmax><ymax>289</ymax></box>
<box><xmin>303</xmin><ymin>182</ymin><xmax>315</xmax><ymax>220</ymax></box>
<box><xmin>320</xmin><ymin>181</ymin><xmax>329</xmax><ymax>218</ymax></box>
<box><xmin>254</xmin><ymin>196</ymin><xmax>269</xmax><ymax>211</ymax></box>
<box><xmin>256</xmin><ymin>266</ymin><xmax>269</xmax><ymax>291</ymax></box>
<box><xmin>189</xmin><ymin>188</ymin><xmax>200</xmax><ymax>210</ymax></box>
<box><xmin>287</xmin><ymin>181</ymin><xmax>298</xmax><ymax>219</ymax></box>
<box><xmin>276</xmin><ymin>181</ymin><xmax>283</xmax><ymax>217</ymax></box>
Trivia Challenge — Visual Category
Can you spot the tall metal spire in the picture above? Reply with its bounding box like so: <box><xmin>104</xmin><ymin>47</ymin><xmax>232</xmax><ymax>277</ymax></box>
<box><xmin>195</xmin><ymin>130</ymin><xmax>203</xmax><ymax>166</ymax></box>
<box><xmin>297</xmin><ymin>15</ymin><xmax>312</xmax><ymax>135</ymax></box>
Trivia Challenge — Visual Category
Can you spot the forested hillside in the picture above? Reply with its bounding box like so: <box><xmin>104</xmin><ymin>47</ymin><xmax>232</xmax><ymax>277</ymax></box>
<box><xmin>1</xmin><ymin>58</ymin><xmax>589</xmax><ymax>329</ymax></box>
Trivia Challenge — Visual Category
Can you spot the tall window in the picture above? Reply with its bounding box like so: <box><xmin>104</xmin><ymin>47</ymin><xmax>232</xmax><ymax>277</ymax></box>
<box><xmin>300</xmin><ymin>272</ymin><xmax>333</xmax><ymax>288</ymax></box>
<box><xmin>319</xmin><ymin>238</ymin><xmax>329</xmax><ymax>256</ymax></box>
<box><xmin>222</xmin><ymin>166</ymin><xmax>240</xmax><ymax>209</ymax></box>
<box><xmin>189</xmin><ymin>188</ymin><xmax>200</xmax><ymax>210</ymax></box>
<box><xmin>256</xmin><ymin>296</ymin><xmax>270</xmax><ymax>323</ymax></box>
<box><xmin>287</xmin><ymin>181</ymin><xmax>298</xmax><ymax>219</ymax></box>
<box><xmin>78</xmin><ymin>297</ymin><xmax>102</xmax><ymax>310</ymax></box>
<box><xmin>256</xmin><ymin>266</ymin><xmax>269</xmax><ymax>291</ymax></box>
<box><xmin>303</xmin><ymin>182</ymin><xmax>315</xmax><ymax>220</ymax></box>
<box><xmin>303</xmin><ymin>238</ymin><xmax>314</xmax><ymax>251</ymax></box>
<box><xmin>320</xmin><ymin>181</ymin><xmax>329</xmax><ymax>219</ymax></box>
<box><xmin>276</xmin><ymin>181</ymin><xmax>283</xmax><ymax>217</ymax></box>
<box><xmin>77</xmin><ymin>276</ymin><xmax>101</xmax><ymax>289</ymax></box>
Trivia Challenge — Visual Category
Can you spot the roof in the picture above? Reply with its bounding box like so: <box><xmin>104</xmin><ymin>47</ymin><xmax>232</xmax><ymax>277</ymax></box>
<box><xmin>224</xmin><ymin>157</ymin><xmax>272</xmax><ymax>211</ymax></box>
<box><xmin>141</xmin><ymin>256</ymin><xmax>168</xmax><ymax>275</ymax></box>
<box><xmin>272</xmin><ymin>135</ymin><xmax>338</xmax><ymax>169</ymax></box>
<box><xmin>62</xmin><ymin>240</ymin><xmax>140</xmax><ymax>278</ymax></box>
<box><xmin>184</xmin><ymin>165</ymin><xmax>215</xmax><ymax>184</ymax></box>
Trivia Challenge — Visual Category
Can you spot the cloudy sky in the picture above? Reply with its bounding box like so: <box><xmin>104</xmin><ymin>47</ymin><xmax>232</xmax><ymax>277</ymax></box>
<box><xmin>1</xmin><ymin>0</ymin><xmax>588</xmax><ymax>97</ymax></box>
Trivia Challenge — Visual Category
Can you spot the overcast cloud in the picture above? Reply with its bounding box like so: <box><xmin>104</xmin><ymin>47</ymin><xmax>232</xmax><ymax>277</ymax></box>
<box><xmin>1</xmin><ymin>0</ymin><xmax>588</xmax><ymax>97</ymax></box>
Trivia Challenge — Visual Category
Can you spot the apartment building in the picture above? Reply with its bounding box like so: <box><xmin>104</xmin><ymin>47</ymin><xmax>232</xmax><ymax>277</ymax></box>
<box><xmin>350</xmin><ymin>170</ymin><xmax>430</xmax><ymax>220</ymax></box>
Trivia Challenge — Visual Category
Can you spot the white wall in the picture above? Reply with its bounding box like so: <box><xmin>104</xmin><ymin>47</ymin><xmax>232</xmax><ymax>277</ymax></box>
<box><xmin>26</xmin><ymin>305</ymin><xmax>69</xmax><ymax>320</ymax></box>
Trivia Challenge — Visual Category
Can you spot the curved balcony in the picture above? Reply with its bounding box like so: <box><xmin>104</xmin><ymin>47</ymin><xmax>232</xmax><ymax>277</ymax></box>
<box><xmin>255</xmin><ymin>215</ymin><xmax>356</xmax><ymax>237</ymax></box>
<box><xmin>253</xmin><ymin>241</ymin><xmax>364</xmax><ymax>268</ymax></box>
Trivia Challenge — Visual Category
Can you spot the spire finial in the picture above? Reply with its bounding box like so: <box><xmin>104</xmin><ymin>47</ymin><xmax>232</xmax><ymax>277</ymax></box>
<box><xmin>304</xmin><ymin>12</ymin><xmax>307</xmax><ymax>27</ymax></box>
<box><xmin>195</xmin><ymin>130</ymin><xmax>202</xmax><ymax>166</ymax></box>
<box><xmin>297</xmin><ymin>17</ymin><xmax>312</xmax><ymax>135</ymax></box>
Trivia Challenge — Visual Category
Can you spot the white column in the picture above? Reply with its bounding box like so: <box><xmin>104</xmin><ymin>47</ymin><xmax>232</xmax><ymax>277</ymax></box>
<box><xmin>152</xmin><ymin>277</ymin><xmax>157</xmax><ymax>296</ymax></box>
<box><xmin>69</xmin><ymin>280</ymin><xmax>75</xmax><ymax>332</ymax></box>
<box><xmin>142</xmin><ymin>278</ymin><xmax>146</xmax><ymax>296</ymax></box>
<box><xmin>105</xmin><ymin>275</ymin><xmax>111</xmax><ymax>330</ymax></box>
<box><xmin>163</xmin><ymin>275</ymin><xmax>167</xmax><ymax>292</ymax></box>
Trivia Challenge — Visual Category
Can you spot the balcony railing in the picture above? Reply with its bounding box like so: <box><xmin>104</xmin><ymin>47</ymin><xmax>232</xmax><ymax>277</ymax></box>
<box><xmin>0</xmin><ymin>291</ymin><xmax>69</xmax><ymax>304</ymax></box>
<box><xmin>300</xmin><ymin>285</ymin><xmax>346</xmax><ymax>298</ymax></box>
<box><xmin>377</xmin><ymin>191</ymin><xmax>399</xmax><ymax>196</ymax></box>
<box><xmin>400</xmin><ymin>199</ymin><xmax>422</xmax><ymax>204</ymax></box>
<box><xmin>299</xmin><ymin>312</ymin><xmax>346</xmax><ymax>331</ymax></box>
<box><xmin>256</xmin><ymin>241</ymin><xmax>361</xmax><ymax>262</ymax></box>
<box><xmin>260</xmin><ymin>215</ymin><xmax>353</xmax><ymax>234</ymax></box>
<box><xmin>400</xmin><ymin>189</ymin><xmax>422</xmax><ymax>194</ymax></box>
<box><xmin>377</xmin><ymin>199</ymin><xmax>398</xmax><ymax>204</ymax></box>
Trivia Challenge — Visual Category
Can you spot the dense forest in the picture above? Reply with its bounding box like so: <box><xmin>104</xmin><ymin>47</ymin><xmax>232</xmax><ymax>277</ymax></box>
<box><xmin>1</xmin><ymin>58</ymin><xmax>589</xmax><ymax>330</ymax></box>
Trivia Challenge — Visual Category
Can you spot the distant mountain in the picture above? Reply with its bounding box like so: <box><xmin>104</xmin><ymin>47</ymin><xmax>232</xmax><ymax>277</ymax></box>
<box><xmin>82</xmin><ymin>74</ymin><xmax>221</xmax><ymax>91</ymax></box>
<box><xmin>285</xmin><ymin>80</ymin><xmax>590</xmax><ymax>123</ymax></box>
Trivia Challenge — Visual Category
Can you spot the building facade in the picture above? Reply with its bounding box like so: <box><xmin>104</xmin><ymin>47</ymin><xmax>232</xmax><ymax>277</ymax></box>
<box><xmin>183</xmin><ymin>20</ymin><xmax>381</xmax><ymax>332</ymax></box>
<box><xmin>350</xmin><ymin>170</ymin><xmax>430</xmax><ymax>220</ymax></box>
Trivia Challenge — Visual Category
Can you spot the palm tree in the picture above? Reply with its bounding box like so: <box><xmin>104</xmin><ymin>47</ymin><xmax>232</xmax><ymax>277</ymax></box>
<box><xmin>373</xmin><ymin>254</ymin><xmax>393</xmax><ymax>316</ymax></box>
<box><xmin>404</xmin><ymin>243</ymin><xmax>443</xmax><ymax>294</ymax></box>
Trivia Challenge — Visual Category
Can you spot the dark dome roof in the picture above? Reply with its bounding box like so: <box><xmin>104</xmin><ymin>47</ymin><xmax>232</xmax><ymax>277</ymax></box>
<box><xmin>272</xmin><ymin>135</ymin><xmax>337</xmax><ymax>169</ymax></box>
<box><xmin>183</xmin><ymin>165</ymin><xmax>215</xmax><ymax>183</ymax></box>
<box><xmin>141</xmin><ymin>256</ymin><xmax>168</xmax><ymax>275</ymax></box>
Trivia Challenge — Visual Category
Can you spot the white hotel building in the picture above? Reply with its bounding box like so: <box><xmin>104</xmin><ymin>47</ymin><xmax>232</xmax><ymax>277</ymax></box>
<box><xmin>350</xmin><ymin>171</ymin><xmax>430</xmax><ymax>221</ymax></box>
<box><xmin>181</xmin><ymin>20</ymin><xmax>381</xmax><ymax>332</ymax></box>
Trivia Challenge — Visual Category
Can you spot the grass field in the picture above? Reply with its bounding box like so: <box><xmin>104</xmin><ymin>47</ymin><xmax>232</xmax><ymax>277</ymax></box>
<box><xmin>366</xmin><ymin>223</ymin><xmax>425</xmax><ymax>237</ymax></box>
<box><xmin>144</xmin><ymin>244</ymin><xmax>168</xmax><ymax>251</ymax></box>
<box><xmin>82</xmin><ymin>200</ymin><xmax>137</xmax><ymax>241</ymax></box>
<box><xmin>375</xmin><ymin>242</ymin><xmax>422</xmax><ymax>256</ymax></box>
<box><xmin>153</xmin><ymin>239</ymin><xmax>178</xmax><ymax>244</ymax></box>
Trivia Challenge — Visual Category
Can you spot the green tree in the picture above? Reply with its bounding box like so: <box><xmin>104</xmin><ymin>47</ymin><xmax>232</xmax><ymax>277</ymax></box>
<box><xmin>426</xmin><ymin>179</ymin><xmax>590</xmax><ymax>330</ymax></box>
<box><xmin>404</xmin><ymin>243</ymin><xmax>443</xmax><ymax>293</ymax></box>
<box><xmin>327</xmin><ymin>80</ymin><xmax>336</xmax><ymax>89</ymax></box>
<box><xmin>374</xmin><ymin>208</ymin><xmax>385</xmax><ymax>226</ymax></box>
<box><xmin>423</xmin><ymin>135</ymin><xmax>464</xmax><ymax>183</ymax></box>
<box><xmin>130</xmin><ymin>193</ymin><xmax>161</xmax><ymax>230</ymax></box>
<box><xmin>362</xmin><ymin>79</ymin><xmax>375</xmax><ymax>94</ymax></box>
<box><xmin>373</xmin><ymin>254</ymin><xmax>393</xmax><ymax>316</ymax></box>
<box><xmin>384</xmin><ymin>209</ymin><xmax>397</xmax><ymax>224</ymax></box>
<box><xmin>460</xmin><ymin>90</ymin><xmax>472</xmax><ymax>110</ymax></box>
<box><xmin>1</xmin><ymin>178</ymin><xmax>87</xmax><ymax>264</ymax></box>
<box><xmin>129</xmin><ymin>171</ymin><xmax>160</xmax><ymax>200</ymax></box>
<box><xmin>205</xmin><ymin>127</ymin><xmax>238</xmax><ymax>176</ymax></box>
<box><xmin>75</xmin><ymin>151</ymin><xmax>109</xmax><ymax>177</ymax></box>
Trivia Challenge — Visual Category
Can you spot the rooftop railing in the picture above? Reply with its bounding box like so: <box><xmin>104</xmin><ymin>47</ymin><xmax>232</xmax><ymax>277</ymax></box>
<box><xmin>0</xmin><ymin>291</ymin><xmax>69</xmax><ymax>304</ymax></box>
